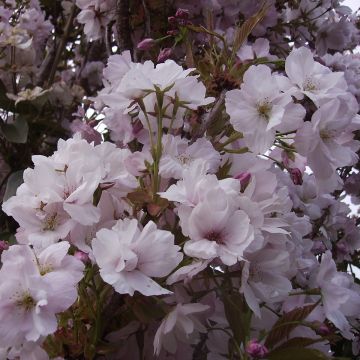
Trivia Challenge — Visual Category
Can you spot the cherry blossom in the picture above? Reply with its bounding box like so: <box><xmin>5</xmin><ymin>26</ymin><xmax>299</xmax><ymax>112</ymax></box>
<box><xmin>92</xmin><ymin>219</ymin><xmax>183</xmax><ymax>296</ymax></box>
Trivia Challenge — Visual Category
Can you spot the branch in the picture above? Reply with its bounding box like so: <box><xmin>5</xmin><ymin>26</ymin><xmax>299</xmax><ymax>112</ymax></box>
<box><xmin>76</xmin><ymin>42</ymin><xmax>92</xmax><ymax>81</ymax></box>
<box><xmin>46</xmin><ymin>4</ymin><xmax>77</xmax><ymax>87</ymax></box>
<box><xmin>36</xmin><ymin>44</ymin><xmax>56</xmax><ymax>86</ymax></box>
<box><xmin>192</xmin><ymin>90</ymin><xmax>227</xmax><ymax>141</ymax></box>
<box><xmin>115</xmin><ymin>0</ymin><xmax>133</xmax><ymax>54</ymax></box>
<box><xmin>10</xmin><ymin>46</ymin><xmax>17</xmax><ymax>94</ymax></box>
<box><xmin>105</xmin><ymin>21</ymin><xmax>115</xmax><ymax>57</ymax></box>
<box><xmin>142</xmin><ymin>0</ymin><xmax>151</xmax><ymax>36</ymax></box>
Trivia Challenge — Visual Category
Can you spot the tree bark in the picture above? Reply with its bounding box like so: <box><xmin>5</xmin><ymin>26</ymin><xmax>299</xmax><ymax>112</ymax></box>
<box><xmin>115</xmin><ymin>0</ymin><xmax>133</xmax><ymax>54</ymax></box>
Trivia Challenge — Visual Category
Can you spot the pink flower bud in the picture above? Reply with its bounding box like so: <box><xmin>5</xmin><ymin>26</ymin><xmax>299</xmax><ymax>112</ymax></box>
<box><xmin>246</xmin><ymin>340</ymin><xmax>268</xmax><ymax>359</ymax></box>
<box><xmin>290</xmin><ymin>168</ymin><xmax>303</xmax><ymax>185</ymax></box>
<box><xmin>137</xmin><ymin>38</ymin><xmax>156</xmax><ymax>51</ymax></box>
<box><xmin>132</xmin><ymin>120</ymin><xmax>143</xmax><ymax>135</ymax></box>
<box><xmin>175</xmin><ymin>8</ymin><xmax>189</xmax><ymax>19</ymax></box>
<box><xmin>70</xmin><ymin>119</ymin><xmax>102</xmax><ymax>145</ymax></box>
<box><xmin>74</xmin><ymin>251</ymin><xmax>90</xmax><ymax>264</ymax></box>
<box><xmin>157</xmin><ymin>48</ymin><xmax>172</xmax><ymax>63</ymax></box>
<box><xmin>336</xmin><ymin>242</ymin><xmax>348</xmax><ymax>256</ymax></box>
<box><xmin>281</xmin><ymin>151</ymin><xmax>291</xmax><ymax>167</ymax></box>
<box><xmin>0</xmin><ymin>241</ymin><xmax>9</xmax><ymax>251</ymax></box>
<box><xmin>234</xmin><ymin>172</ymin><xmax>251</xmax><ymax>192</ymax></box>
<box><xmin>311</xmin><ymin>240</ymin><xmax>326</xmax><ymax>255</ymax></box>
<box><xmin>317</xmin><ymin>322</ymin><xmax>331</xmax><ymax>336</ymax></box>
<box><xmin>168</xmin><ymin>16</ymin><xmax>177</xmax><ymax>25</ymax></box>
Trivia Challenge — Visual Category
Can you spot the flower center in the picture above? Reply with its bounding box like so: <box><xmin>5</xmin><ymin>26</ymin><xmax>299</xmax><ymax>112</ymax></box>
<box><xmin>40</xmin><ymin>264</ymin><xmax>53</xmax><ymax>275</ymax></box>
<box><xmin>256</xmin><ymin>99</ymin><xmax>272</xmax><ymax>121</ymax></box>
<box><xmin>43</xmin><ymin>213</ymin><xmax>58</xmax><ymax>231</ymax></box>
<box><xmin>176</xmin><ymin>154</ymin><xmax>193</xmax><ymax>165</ymax></box>
<box><xmin>320</xmin><ymin>129</ymin><xmax>336</xmax><ymax>140</ymax></box>
<box><xmin>303</xmin><ymin>77</ymin><xmax>318</xmax><ymax>92</ymax></box>
<box><xmin>205</xmin><ymin>231</ymin><xmax>224</xmax><ymax>244</ymax></box>
<box><xmin>16</xmin><ymin>292</ymin><xmax>36</xmax><ymax>311</ymax></box>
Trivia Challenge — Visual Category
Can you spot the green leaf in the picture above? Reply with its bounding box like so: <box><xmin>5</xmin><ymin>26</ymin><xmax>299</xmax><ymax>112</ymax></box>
<box><xmin>3</xmin><ymin>170</ymin><xmax>24</xmax><ymax>202</ymax></box>
<box><xmin>268</xmin><ymin>347</ymin><xmax>329</xmax><ymax>360</ymax></box>
<box><xmin>126</xmin><ymin>296</ymin><xmax>166</xmax><ymax>323</ymax></box>
<box><xmin>0</xmin><ymin>79</ymin><xmax>15</xmax><ymax>111</ymax></box>
<box><xmin>223</xmin><ymin>293</ymin><xmax>251</xmax><ymax>346</ymax></box>
<box><xmin>0</xmin><ymin>115</ymin><xmax>29</xmax><ymax>143</ymax></box>
<box><xmin>264</xmin><ymin>303</ymin><xmax>318</xmax><ymax>349</ymax></box>
<box><xmin>216</xmin><ymin>159</ymin><xmax>232</xmax><ymax>179</ymax></box>
<box><xmin>0</xmin><ymin>231</ymin><xmax>16</xmax><ymax>245</ymax></box>
<box><xmin>271</xmin><ymin>336</ymin><xmax>326</xmax><ymax>351</ymax></box>
<box><xmin>127</xmin><ymin>189</ymin><xmax>153</xmax><ymax>206</ymax></box>
<box><xmin>231</xmin><ymin>3</ymin><xmax>268</xmax><ymax>59</ymax></box>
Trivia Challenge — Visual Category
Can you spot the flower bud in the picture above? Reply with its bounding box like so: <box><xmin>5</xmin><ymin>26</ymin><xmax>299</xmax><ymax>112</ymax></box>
<box><xmin>74</xmin><ymin>251</ymin><xmax>90</xmax><ymax>264</ymax></box>
<box><xmin>0</xmin><ymin>241</ymin><xmax>9</xmax><ymax>252</ymax></box>
<box><xmin>234</xmin><ymin>172</ymin><xmax>251</xmax><ymax>192</ymax></box>
<box><xmin>175</xmin><ymin>8</ymin><xmax>189</xmax><ymax>19</ymax></box>
<box><xmin>157</xmin><ymin>48</ymin><xmax>172</xmax><ymax>63</ymax></box>
<box><xmin>290</xmin><ymin>168</ymin><xmax>303</xmax><ymax>185</ymax></box>
<box><xmin>137</xmin><ymin>38</ymin><xmax>156</xmax><ymax>51</ymax></box>
<box><xmin>311</xmin><ymin>240</ymin><xmax>326</xmax><ymax>255</ymax></box>
<box><xmin>168</xmin><ymin>16</ymin><xmax>177</xmax><ymax>25</ymax></box>
<box><xmin>70</xmin><ymin>119</ymin><xmax>102</xmax><ymax>145</ymax></box>
<box><xmin>245</xmin><ymin>339</ymin><xmax>268</xmax><ymax>359</ymax></box>
<box><xmin>336</xmin><ymin>242</ymin><xmax>348</xmax><ymax>256</ymax></box>
<box><xmin>317</xmin><ymin>322</ymin><xmax>331</xmax><ymax>336</ymax></box>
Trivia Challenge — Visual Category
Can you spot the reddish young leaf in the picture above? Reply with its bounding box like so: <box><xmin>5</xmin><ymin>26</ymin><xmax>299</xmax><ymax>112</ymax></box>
<box><xmin>264</xmin><ymin>303</ymin><xmax>318</xmax><ymax>349</ymax></box>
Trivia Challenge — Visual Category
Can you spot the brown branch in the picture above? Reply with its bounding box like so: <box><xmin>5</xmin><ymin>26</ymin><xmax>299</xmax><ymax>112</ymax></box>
<box><xmin>46</xmin><ymin>4</ymin><xmax>77</xmax><ymax>87</ymax></box>
<box><xmin>142</xmin><ymin>0</ymin><xmax>151</xmax><ymax>36</ymax></box>
<box><xmin>105</xmin><ymin>21</ymin><xmax>115</xmax><ymax>57</ymax></box>
<box><xmin>115</xmin><ymin>0</ymin><xmax>133</xmax><ymax>54</ymax></box>
<box><xmin>36</xmin><ymin>44</ymin><xmax>56</xmax><ymax>86</ymax></box>
<box><xmin>76</xmin><ymin>42</ymin><xmax>92</xmax><ymax>81</ymax></box>
<box><xmin>10</xmin><ymin>46</ymin><xmax>17</xmax><ymax>94</ymax></box>
<box><xmin>192</xmin><ymin>90</ymin><xmax>227</xmax><ymax>141</ymax></box>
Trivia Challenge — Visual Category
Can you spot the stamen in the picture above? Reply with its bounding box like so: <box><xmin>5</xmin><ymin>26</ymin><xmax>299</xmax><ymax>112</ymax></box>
<box><xmin>43</xmin><ymin>213</ymin><xmax>58</xmax><ymax>231</ymax></box>
<box><xmin>16</xmin><ymin>292</ymin><xmax>36</xmax><ymax>311</ymax></box>
<box><xmin>205</xmin><ymin>231</ymin><xmax>224</xmax><ymax>244</ymax></box>
<box><xmin>256</xmin><ymin>99</ymin><xmax>272</xmax><ymax>121</ymax></box>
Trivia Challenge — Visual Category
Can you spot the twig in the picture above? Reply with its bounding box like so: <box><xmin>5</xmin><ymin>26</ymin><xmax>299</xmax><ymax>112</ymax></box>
<box><xmin>192</xmin><ymin>90</ymin><xmax>226</xmax><ymax>141</ymax></box>
<box><xmin>115</xmin><ymin>0</ymin><xmax>133</xmax><ymax>54</ymax></box>
<box><xmin>142</xmin><ymin>0</ymin><xmax>151</xmax><ymax>36</ymax></box>
<box><xmin>105</xmin><ymin>21</ymin><xmax>115</xmax><ymax>57</ymax></box>
<box><xmin>0</xmin><ymin>171</ymin><xmax>11</xmax><ymax>194</ymax></box>
<box><xmin>36</xmin><ymin>44</ymin><xmax>56</xmax><ymax>86</ymax></box>
<box><xmin>10</xmin><ymin>46</ymin><xmax>17</xmax><ymax>94</ymax></box>
<box><xmin>77</xmin><ymin>42</ymin><xmax>92</xmax><ymax>80</ymax></box>
<box><xmin>47</xmin><ymin>4</ymin><xmax>77</xmax><ymax>87</ymax></box>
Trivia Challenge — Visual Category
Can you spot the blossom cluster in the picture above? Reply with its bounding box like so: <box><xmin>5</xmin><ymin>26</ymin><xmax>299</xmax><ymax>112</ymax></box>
<box><xmin>1</xmin><ymin>0</ymin><xmax>360</xmax><ymax>359</ymax></box>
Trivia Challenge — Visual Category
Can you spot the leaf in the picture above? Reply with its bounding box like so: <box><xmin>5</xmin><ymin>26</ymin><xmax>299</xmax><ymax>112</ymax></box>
<box><xmin>187</xmin><ymin>24</ymin><xmax>227</xmax><ymax>45</ymax></box>
<box><xmin>231</xmin><ymin>3</ymin><xmax>268</xmax><ymax>58</ymax></box>
<box><xmin>223</xmin><ymin>293</ymin><xmax>251</xmax><ymax>346</ymax></box>
<box><xmin>268</xmin><ymin>347</ymin><xmax>329</xmax><ymax>360</ymax></box>
<box><xmin>146</xmin><ymin>197</ymin><xmax>169</xmax><ymax>217</ymax></box>
<box><xmin>126</xmin><ymin>296</ymin><xmax>166</xmax><ymax>323</ymax></box>
<box><xmin>127</xmin><ymin>189</ymin><xmax>153</xmax><ymax>206</ymax></box>
<box><xmin>271</xmin><ymin>337</ymin><xmax>326</xmax><ymax>351</ymax></box>
<box><xmin>264</xmin><ymin>303</ymin><xmax>318</xmax><ymax>349</ymax></box>
<box><xmin>185</xmin><ymin>40</ymin><xmax>195</xmax><ymax>68</ymax></box>
<box><xmin>216</xmin><ymin>159</ymin><xmax>232</xmax><ymax>179</ymax></box>
<box><xmin>0</xmin><ymin>115</ymin><xmax>29</xmax><ymax>143</ymax></box>
<box><xmin>3</xmin><ymin>170</ymin><xmax>24</xmax><ymax>202</ymax></box>
<box><xmin>0</xmin><ymin>79</ymin><xmax>15</xmax><ymax>111</ymax></box>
